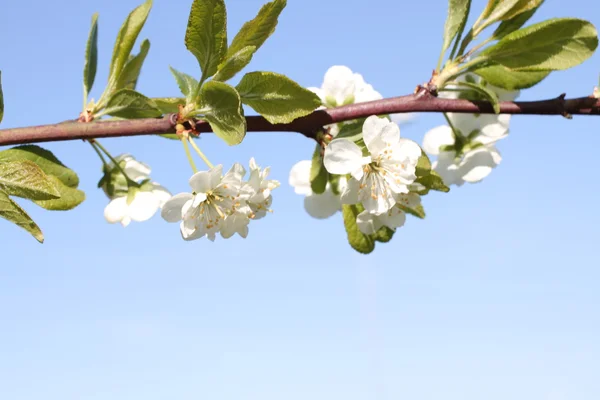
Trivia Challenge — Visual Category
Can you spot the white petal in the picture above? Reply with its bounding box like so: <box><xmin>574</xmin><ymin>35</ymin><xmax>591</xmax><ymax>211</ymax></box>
<box><xmin>479</xmin><ymin>114</ymin><xmax>511</xmax><ymax>138</ymax></box>
<box><xmin>389</xmin><ymin>113</ymin><xmax>416</xmax><ymax>125</ymax></box>
<box><xmin>433</xmin><ymin>152</ymin><xmax>463</xmax><ymax>186</ymax></box>
<box><xmin>422</xmin><ymin>125</ymin><xmax>455</xmax><ymax>155</ymax></box>
<box><xmin>104</xmin><ymin>197</ymin><xmax>128</xmax><ymax>224</ymax></box>
<box><xmin>340</xmin><ymin>178</ymin><xmax>360</xmax><ymax>204</ymax></box>
<box><xmin>356</xmin><ymin>211</ymin><xmax>382</xmax><ymax>235</ymax></box>
<box><xmin>460</xmin><ymin>148</ymin><xmax>497</xmax><ymax>183</ymax></box>
<box><xmin>288</xmin><ymin>160</ymin><xmax>313</xmax><ymax>195</ymax></box>
<box><xmin>308</xmin><ymin>87</ymin><xmax>326</xmax><ymax>103</ymax></box>
<box><xmin>363</xmin><ymin>116</ymin><xmax>399</xmax><ymax>155</ymax></box>
<box><xmin>150</xmin><ymin>184</ymin><xmax>172</xmax><ymax>206</ymax></box>
<box><xmin>446</xmin><ymin>113</ymin><xmax>483</xmax><ymax>137</ymax></box>
<box><xmin>323</xmin><ymin>139</ymin><xmax>366</xmax><ymax>177</ymax></box>
<box><xmin>161</xmin><ymin>193</ymin><xmax>193</xmax><ymax>223</ymax></box>
<box><xmin>123</xmin><ymin>158</ymin><xmax>151</xmax><ymax>181</ymax></box>
<box><xmin>379</xmin><ymin>207</ymin><xmax>406</xmax><ymax>229</ymax></box>
<box><xmin>189</xmin><ymin>171</ymin><xmax>213</xmax><ymax>194</ymax></box>
<box><xmin>322</xmin><ymin>65</ymin><xmax>356</xmax><ymax>105</ymax></box>
<box><xmin>129</xmin><ymin>192</ymin><xmax>161</xmax><ymax>222</ymax></box>
<box><xmin>360</xmin><ymin>173</ymin><xmax>397</xmax><ymax>214</ymax></box>
<box><xmin>304</xmin><ymin>191</ymin><xmax>341</xmax><ymax>219</ymax></box>
<box><xmin>396</xmin><ymin>138</ymin><xmax>422</xmax><ymax>162</ymax></box>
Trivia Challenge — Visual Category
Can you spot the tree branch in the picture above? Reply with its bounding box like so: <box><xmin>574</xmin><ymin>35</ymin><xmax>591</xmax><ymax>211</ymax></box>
<box><xmin>1</xmin><ymin>93</ymin><xmax>598</xmax><ymax>146</ymax></box>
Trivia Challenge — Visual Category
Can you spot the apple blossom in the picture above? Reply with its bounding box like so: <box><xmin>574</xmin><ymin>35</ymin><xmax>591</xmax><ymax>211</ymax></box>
<box><xmin>324</xmin><ymin>115</ymin><xmax>421</xmax><ymax>214</ymax></box>
<box><xmin>104</xmin><ymin>183</ymin><xmax>172</xmax><ymax>227</ymax></box>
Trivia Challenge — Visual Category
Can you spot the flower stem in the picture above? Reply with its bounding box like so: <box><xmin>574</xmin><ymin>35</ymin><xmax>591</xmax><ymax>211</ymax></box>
<box><xmin>188</xmin><ymin>137</ymin><xmax>214</xmax><ymax>168</ymax></box>
<box><xmin>89</xmin><ymin>140</ymin><xmax>108</xmax><ymax>167</ymax></box>
<box><xmin>181</xmin><ymin>137</ymin><xmax>198</xmax><ymax>173</ymax></box>
<box><xmin>93</xmin><ymin>139</ymin><xmax>139</xmax><ymax>186</ymax></box>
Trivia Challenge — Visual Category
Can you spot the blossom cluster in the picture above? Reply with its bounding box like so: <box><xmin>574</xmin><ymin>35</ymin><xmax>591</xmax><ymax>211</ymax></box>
<box><xmin>161</xmin><ymin>158</ymin><xmax>279</xmax><ymax>241</ymax></box>
<box><xmin>422</xmin><ymin>73</ymin><xmax>519</xmax><ymax>186</ymax></box>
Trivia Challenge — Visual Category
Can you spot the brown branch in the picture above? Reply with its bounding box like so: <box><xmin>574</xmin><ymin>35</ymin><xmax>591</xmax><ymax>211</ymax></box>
<box><xmin>0</xmin><ymin>93</ymin><xmax>599</xmax><ymax>147</ymax></box>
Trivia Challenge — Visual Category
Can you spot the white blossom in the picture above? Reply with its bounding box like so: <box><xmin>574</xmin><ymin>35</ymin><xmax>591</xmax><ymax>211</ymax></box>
<box><xmin>288</xmin><ymin>160</ymin><xmax>346</xmax><ymax>219</ymax></box>
<box><xmin>242</xmin><ymin>157</ymin><xmax>280</xmax><ymax>220</ymax></box>
<box><xmin>104</xmin><ymin>184</ymin><xmax>171</xmax><ymax>227</ymax></box>
<box><xmin>355</xmin><ymin>192</ymin><xmax>421</xmax><ymax>235</ymax></box>
<box><xmin>324</xmin><ymin>115</ymin><xmax>421</xmax><ymax>214</ymax></box>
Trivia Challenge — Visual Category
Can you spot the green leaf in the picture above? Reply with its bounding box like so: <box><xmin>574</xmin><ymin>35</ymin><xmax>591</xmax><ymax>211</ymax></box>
<box><xmin>473</xmin><ymin>64</ymin><xmax>550</xmax><ymax>90</ymax></box>
<box><xmin>0</xmin><ymin>71</ymin><xmax>3</xmax><ymax>125</ymax></box>
<box><xmin>373</xmin><ymin>226</ymin><xmax>395</xmax><ymax>243</ymax></box>
<box><xmin>0</xmin><ymin>145</ymin><xmax>79</xmax><ymax>188</ymax></box>
<box><xmin>198</xmin><ymin>81</ymin><xmax>246</xmax><ymax>145</ymax></box>
<box><xmin>492</xmin><ymin>2</ymin><xmax>542</xmax><ymax>40</ymax></box>
<box><xmin>0</xmin><ymin>160</ymin><xmax>60</xmax><ymax>201</ymax></box>
<box><xmin>236</xmin><ymin>71</ymin><xmax>321</xmax><ymax>124</ymax></box>
<box><xmin>83</xmin><ymin>13</ymin><xmax>99</xmax><ymax>102</ymax></box>
<box><xmin>416</xmin><ymin>151</ymin><xmax>432</xmax><ymax>177</ymax></box>
<box><xmin>104</xmin><ymin>89</ymin><xmax>162</xmax><ymax>118</ymax></box>
<box><xmin>399</xmin><ymin>203</ymin><xmax>426</xmax><ymax>219</ymax></box>
<box><xmin>226</xmin><ymin>0</ymin><xmax>286</xmax><ymax>59</ymax></box>
<box><xmin>454</xmin><ymin>80</ymin><xmax>500</xmax><ymax>113</ymax></box>
<box><xmin>442</xmin><ymin>0</ymin><xmax>471</xmax><ymax>54</ymax></box>
<box><xmin>416</xmin><ymin>170</ymin><xmax>450</xmax><ymax>194</ymax></box>
<box><xmin>310</xmin><ymin>144</ymin><xmax>327</xmax><ymax>194</ymax></box>
<box><xmin>158</xmin><ymin>134</ymin><xmax>180</xmax><ymax>140</ymax></box>
<box><xmin>213</xmin><ymin>46</ymin><xmax>256</xmax><ymax>82</ymax></box>
<box><xmin>185</xmin><ymin>0</ymin><xmax>227</xmax><ymax>80</ymax></box>
<box><xmin>0</xmin><ymin>190</ymin><xmax>44</xmax><ymax>243</ymax></box>
<box><xmin>342</xmin><ymin>204</ymin><xmax>375</xmax><ymax>254</ymax></box>
<box><xmin>153</xmin><ymin>97</ymin><xmax>185</xmax><ymax>114</ymax></box>
<box><xmin>478</xmin><ymin>0</ymin><xmax>520</xmax><ymax>28</ymax></box>
<box><xmin>169</xmin><ymin>66</ymin><xmax>200</xmax><ymax>104</ymax></box>
<box><xmin>335</xmin><ymin>120</ymin><xmax>365</xmax><ymax>142</ymax></box>
<box><xmin>116</xmin><ymin>39</ymin><xmax>150</xmax><ymax>91</ymax></box>
<box><xmin>33</xmin><ymin>176</ymin><xmax>85</xmax><ymax>211</ymax></box>
<box><xmin>478</xmin><ymin>18</ymin><xmax>599</xmax><ymax>71</ymax></box>
<box><xmin>498</xmin><ymin>0</ymin><xmax>544</xmax><ymax>22</ymax></box>
<box><xmin>108</xmin><ymin>0</ymin><xmax>152</xmax><ymax>87</ymax></box>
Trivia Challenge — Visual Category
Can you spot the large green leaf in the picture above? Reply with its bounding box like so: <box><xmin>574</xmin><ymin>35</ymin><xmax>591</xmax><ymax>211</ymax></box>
<box><xmin>479</xmin><ymin>18</ymin><xmax>599</xmax><ymax>71</ymax></box>
<box><xmin>185</xmin><ymin>0</ymin><xmax>227</xmax><ymax>80</ymax></box>
<box><xmin>455</xmin><ymin>80</ymin><xmax>500</xmax><ymax>113</ymax></box>
<box><xmin>416</xmin><ymin>170</ymin><xmax>450</xmax><ymax>194</ymax></box>
<box><xmin>342</xmin><ymin>204</ymin><xmax>375</xmax><ymax>254</ymax></box>
<box><xmin>33</xmin><ymin>176</ymin><xmax>85</xmax><ymax>211</ymax></box>
<box><xmin>0</xmin><ymin>160</ymin><xmax>60</xmax><ymax>201</ymax></box>
<box><xmin>0</xmin><ymin>145</ymin><xmax>79</xmax><ymax>188</ymax></box>
<box><xmin>473</xmin><ymin>64</ymin><xmax>550</xmax><ymax>90</ymax></box>
<box><xmin>116</xmin><ymin>39</ymin><xmax>150</xmax><ymax>91</ymax></box>
<box><xmin>198</xmin><ymin>81</ymin><xmax>246</xmax><ymax>145</ymax></box>
<box><xmin>108</xmin><ymin>0</ymin><xmax>152</xmax><ymax>87</ymax></box>
<box><xmin>0</xmin><ymin>71</ymin><xmax>3</xmax><ymax>124</ymax></box>
<box><xmin>153</xmin><ymin>97</ymin><xmax>185</xmax><ymax>114</ymax></box>
<box><xmin>169</xmin><ymin>66</ymin><xmax>200</xmax><ymax>104</ymax></box>
<box><xmin>441</xmin><ymin>0</ymin><xmax>471</xmax><ymax>54</ymax></box>
<box><xmin>83</xmin><ymin>13</ymin><xmax>99</xmax><ymax>102</ymax></box>
<box><xmin>416</xmin><ymin>151</ymin><xmax>432</xmax><ymax>177</ymax></box>
<box><xmin>236</xmin><ymin>71</ymin><xmax>321</xmax><ymax>124</ymax></box>
<box><xmin>228</xmin><ymin>0</ymin><xmax>286</xmax><ymax>56</ymax></box>
<box><xmin>310</xmin><ymin>144</ymin><xmax>327</xmax><ymax>194</ymax></box>
<box><xmin>0</xmin><ymin>190</ymin><xmax>44</xmax><ymax>243</ymax></box>
<box><xmin>213</xmin><ymin>46</ymin><xmax>256</xmax><ymax>82</ymax></box>
<box><xmin>104</xmin><ymin>89</ymin><xmax>162</xmax><ymax>118</ymax></box>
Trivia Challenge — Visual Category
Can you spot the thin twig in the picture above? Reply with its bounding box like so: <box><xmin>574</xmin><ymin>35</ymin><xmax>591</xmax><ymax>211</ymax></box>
<box><xmin>0</xmin><ymin>94</ymin><xmax>598</xmax><ymax>147</ymax></box>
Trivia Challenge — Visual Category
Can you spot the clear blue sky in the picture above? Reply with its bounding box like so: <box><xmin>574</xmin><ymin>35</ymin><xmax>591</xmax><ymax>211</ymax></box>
<box><xmin>1</xmin><ymin>0</ymin><xmax>599</xmax><ymax>399</ymax></box>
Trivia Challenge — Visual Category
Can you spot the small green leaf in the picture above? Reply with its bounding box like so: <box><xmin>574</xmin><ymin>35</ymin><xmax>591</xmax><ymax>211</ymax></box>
<box><xmin>0</xmin><ymin>160</ymin><xmax>60</xmax><ymax>201</ymax></box>
<box><xmin>477</xmin><ymin>0</ymin><xmax>520</xmax><ymax>29</ymax></box>
<box><xmin>335</xmin><ymin>120</ymin><xmax>365</xmax><ymax>142</ymax></box>
<box><xmin>158</xmin><ymin>134</ymin><xmax>180</xmax><ymax>140</ymax></box>
<box><xmin>492</xmin><ymin>3</ymin><xmax>542</xmax><ymax>40</ymax></box>
<box><xmin>498</xmin><ymin>0</ymin><xmax>544</xmax><ymax>23</ymax></box>
<box><xmin>442</xmin><ymin>0</ymin><xmax>471</xmax><ymax>54</ymax></box>
<box><xmin>213</xmin><ymin>46</ymin><xmax>256</xmax><ymax>82</ymax></box>
<box><xmin>479</xmin><ymin>18</ymin><xmax>599</xmax><ymax>71</ymax></box>
<box><xmin>33</xmin><ymin>176</ymin><xmax>85</xmax><ymax>211</ymax></box>
<box><xmin>473</xmin><ymin>64</ymin><xmax>550</xmax><ymax>90</ymax></box>
<box><xmin>83</xmin><ymin>13</ymin><xmax>99</xmax><ymax>102</ymax></box>
<box><xmin>185</xmin><ymin>0</ymin><xmax>227</xmax><ymax>80</ymax></box>
<box><xmin>104</xmin><ymin>89</ymin><xmax>162</xmax><ymax>118</ymax></box>
<box><xmin>399</xmin><ymin>203</ymin><xmax>426</xmax><ymax>219</ymax></box>
<box><xmin>153</xmin><ymin>97</ymin><xmax>185</xmax><ymax>114</ymax></box>
<box><xmin>169</xmin><ymin>66</ymin><xmax>200</xmax><ymax>104</ymax></box>
<box><xmin>0</xmin><ymin>71</ymin><xmax>3</xmax><ymax>125</ymax></box>
<box><xmin>0</xmin><ymin>190</ymin><xmax>44</xmax><ymax>243</ymax></box>
<box><xmin>0</xmin><ymin>145</ymin><xmax>79</xmax><ymax>188</ymax></box>
<box><xmin>236</xmin><ymin>71</ymin><xmax>321</xmax><ymax>124</ymax></box>
<box><xmin>198</xmin><ymin>81</ymin><xmax>246</xmax><ymax>145</ymax></box>
<box><xmin>116</xmin><ymin>39</ymin><xmax>150</xmax><ymax>91</ymax></box>
<box><xmin>373</xmin><ymin>226</ymin><xmax>395</xmax><ymax>243</ymax></box>
<box><xmin>416</xmin><ymin>170</ymin><xmax>451</xmax><ymax>194</ymax></box>
<box><xmin>416</xmin><ymin>151</ymin><xmax>432</xmax><ymax>177</ymax></box>
<box><xmin>342</xmin><ymin>204</ymin><xmax>375</xmax><ymax>254</ymax></box>
<box><xmin>454</xmin><ymin>80</ymin><xmax>500</xmax><ymax>113</ymax></box>
<box><xmin>108</xmin><ymin>0</ymin><xmax>152</xmax><ymax>88</ymax></box>
<box><xmin>310</xmin><ymin>144</ymin><xmax>327</xmax><ymax>194</ymax></box>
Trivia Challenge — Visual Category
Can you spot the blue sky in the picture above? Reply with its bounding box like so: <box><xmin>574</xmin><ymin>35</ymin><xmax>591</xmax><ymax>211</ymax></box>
<box><xmin>1</xmin><ymin>0</ymin><xmax>599</xmax><ymax>399</ymax></box>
